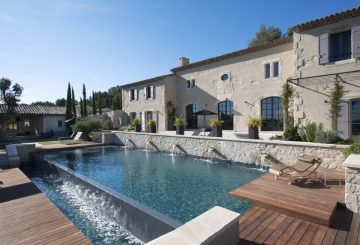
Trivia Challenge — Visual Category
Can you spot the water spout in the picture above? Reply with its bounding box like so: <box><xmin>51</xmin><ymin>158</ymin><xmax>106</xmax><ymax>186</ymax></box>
<box><xmin>125</xmin><ymin>139</ymin><xmax>135</xmax><ymax>149</ymax></box>
<box><xmin>202</xmin><ymin>147</ymin><xmax>227</xmax><ymax>160</ymax></box>
<box><xmin>171</xmin><ymin>144</ymin><xmax>186</xmax><ymax>155</ymax></box>
<box><xmin>145</xmin><ymin>140</ymin><xmax>157</xmax><ymax>151</ymax></box>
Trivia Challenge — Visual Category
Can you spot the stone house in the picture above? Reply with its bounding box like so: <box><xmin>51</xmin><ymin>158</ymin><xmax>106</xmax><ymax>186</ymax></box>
<box><xmin>0</xmin><ymin>104</ymin><xmax>66</xmax><ymax>136</ymax></box>
<box><xmin>121</xmin><ymin>7</ymin><xmax>360</xmax><ymax>139</ymax></box>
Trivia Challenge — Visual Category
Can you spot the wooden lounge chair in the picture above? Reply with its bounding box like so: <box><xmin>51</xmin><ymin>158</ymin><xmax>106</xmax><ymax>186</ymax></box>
<box><xmin>269</xmin><ymin>155</ymin><xmax>323</xmax><ymax>184</ymax></box>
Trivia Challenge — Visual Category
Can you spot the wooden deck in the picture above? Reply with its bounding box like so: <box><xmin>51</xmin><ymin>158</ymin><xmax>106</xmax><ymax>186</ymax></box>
<box><xmin>239</xmin><ymin>206</ymin><xmax>360</xmax><ymax>245</ymax></box>
<box><xmin>230</xmin><ymin>173</ymin><xmax>344</xmax><ymax>227</ymax></box>
<box><xmin>0</xmin><ymin>168</ymin><xmax>91</xmax><ymax>245</ymax></box>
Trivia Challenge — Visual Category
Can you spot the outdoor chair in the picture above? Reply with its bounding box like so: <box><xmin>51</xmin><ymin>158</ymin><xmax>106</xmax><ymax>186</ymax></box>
<box><xmin>58</xmin><ymin>132</ymin><xmax>83</xmax><ymax>141</ymax></box>
<box><xmin>269</xmin><ymin>155</ymin><xmax>323</xmax><ymax>184</ymax></box>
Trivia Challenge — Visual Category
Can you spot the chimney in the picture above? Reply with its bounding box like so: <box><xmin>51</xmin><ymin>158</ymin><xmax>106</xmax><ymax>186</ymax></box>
<box><xmin>178</xmin><ymin>56</ymin><xmax>190</xmax><ymax>67</ymax></box>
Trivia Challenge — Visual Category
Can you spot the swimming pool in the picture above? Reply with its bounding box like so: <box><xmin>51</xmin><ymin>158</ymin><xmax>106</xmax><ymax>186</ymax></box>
<box><xmin>30</xmin><ymin>145</ymin><xmax>264</xmax><ymax>243</ymax></box>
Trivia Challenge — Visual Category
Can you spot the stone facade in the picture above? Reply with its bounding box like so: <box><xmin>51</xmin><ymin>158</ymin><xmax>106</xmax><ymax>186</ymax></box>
<box><xmin>112</xmin><ymin>131</ymin><xmax>346</xmax><ymax>169</ymax></box>
<box><xmin>344</xmin><ymin>154</ymin><xmax>360</xmax><ymax>213</ymax></box>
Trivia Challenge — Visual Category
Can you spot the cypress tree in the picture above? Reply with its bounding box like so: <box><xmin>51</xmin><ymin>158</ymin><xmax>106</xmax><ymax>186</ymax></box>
<box><xmin>92</xmin><ymin>91</ymin><xmax>96</xmax><ymax>115</ymax></box>
<box><xmin>65</xmin><ymin>83</ymin><xmax>72</xmax><ymax>120</ymax></box>
<box><xmin>80</xmin><ymin>97</ymin><xmax>84</xmax><ymax>117</ymax></box>
<box><xmin>112</xmin><ymin>94</ymin><xmax>121</xmax><ymax>110</ymax></box>
<box><xmin>82</xmin><ymin>84</ymin><xmax>88</xmax><ymax>116</ymax></box>
<box><xmin>71</xmin><ymin>87</ymin><xmax>76</xmax><ymax>117</ymax></box>
<box><xmin>97</xmin><ymin>93</ymin><xmax>102</xmax><ymax>115</ymax></box>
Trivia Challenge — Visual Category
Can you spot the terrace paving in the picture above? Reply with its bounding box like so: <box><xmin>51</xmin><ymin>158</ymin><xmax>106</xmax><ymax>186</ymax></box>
<box><xmin>0</xmin><ymin>168</ymin><xmax>90</xmax><ymax>245</ymax></box>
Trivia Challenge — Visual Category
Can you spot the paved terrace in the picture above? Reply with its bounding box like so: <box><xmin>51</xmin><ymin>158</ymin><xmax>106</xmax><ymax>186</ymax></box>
<box><xmin>0</xmin><ymin>168</ymin><xmax>90</xmax><ymax>245</ymax></box>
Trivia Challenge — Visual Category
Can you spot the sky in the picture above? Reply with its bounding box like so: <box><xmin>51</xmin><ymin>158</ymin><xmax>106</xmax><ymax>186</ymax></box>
<box><xmin>0</xmin><ymin>0</ymin><xmax>359</xmax><ymax>104</ymax></box>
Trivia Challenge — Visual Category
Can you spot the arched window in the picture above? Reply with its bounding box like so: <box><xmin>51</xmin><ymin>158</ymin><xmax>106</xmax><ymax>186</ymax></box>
<box><xmin>261</xmin><ymin>97</ymin><xmax>283</xmax><ymax>131</ymax></box>
<box><xmin>218</xmin><ymin>100</ymin><xmax>233</xmax><ymax>130</ymax></box>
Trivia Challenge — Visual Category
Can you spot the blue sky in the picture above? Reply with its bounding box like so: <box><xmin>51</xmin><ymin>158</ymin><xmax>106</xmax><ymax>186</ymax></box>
<box><xmin>0</xmin><ymin>0</ymin><xmax>359</xmax><ymax>104</ymax></box>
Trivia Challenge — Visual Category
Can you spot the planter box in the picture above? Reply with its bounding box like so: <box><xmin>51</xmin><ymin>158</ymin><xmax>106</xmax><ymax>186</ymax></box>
<box><xmin>176</xmin><ymin>125</ymin><xmax>184</xmax><ymax>135</ymax></box>
<box><xmin>134</xmin><ymin>125</ymin><xmax>141</xmax><ymax>132</ymax></box>
<box><xmin>148</xmin><ymin>125</ymin><xmax>157</xmax><ymax>133</ymax></box>
<box><xmin>212</xmin><ymin>126</ymin><xmax>222</xmax><ymax>137</ymax></box>
<box><xmin>248</xmin><ymin>127</ymin><xmax>259</xmax><ymax>139</ymax></box>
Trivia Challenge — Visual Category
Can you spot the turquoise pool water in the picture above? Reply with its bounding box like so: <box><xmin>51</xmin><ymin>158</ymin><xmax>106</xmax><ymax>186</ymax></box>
<box><xmin>39</xmin><ymin>145</ymin><xmax>263</xmax><ymax>223</ymax></box>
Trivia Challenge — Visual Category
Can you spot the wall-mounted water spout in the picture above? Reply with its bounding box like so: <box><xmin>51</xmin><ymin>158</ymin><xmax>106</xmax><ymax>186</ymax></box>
<box><xmin>145</xmin><ymin>140</ymin><xmax>158</xmax><ymax>151</ymax></box>
<box><xmin>171</xmin><ymin>144</ymin><xmax>186</xmax><ymax>155</ymax></box>
<box><xmin>203</xmin><ymin>147</ymin><xmax>227</xmax><ymax>160</ymax></box>
<box><xmin>125</xmin><ymin>139</ymin><xmax>136</xmax><ymax>149</ymax></box>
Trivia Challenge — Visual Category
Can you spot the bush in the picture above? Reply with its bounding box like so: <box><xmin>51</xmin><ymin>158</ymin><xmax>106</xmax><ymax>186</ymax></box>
<box><xmin>283</xmin><ymin>125</ymin><xmax>301</xmax><ymax>141</ymax></box>
<box><xmin>119</xmin><ymin>126</ymin><xmax>134</xmax><ymax>131</ymax></box>
<box><xmin>147</xmin><ymin>120</ymin><xmax>156</xmax><ymax>126</ymax></box>
<box><xmin>247</xmin><ymin>117</ymin><xmax>262</xmax><ymax>128</ymax></box>
<box><xmin>174</xmin><ymin>117</ymin><xmax>185</xmax><ymax>126</ymax></box>
<box><xmin>210</xmin><ymin>119</ymin><xmax>224</xmax><ymax>127</ymax></box>
<box><xmin>102</xmin><ymin>119</ymin><xmax>113</xmax><ymax>130</ymax></box>
<box><xmin>131</xmin><ymin>118</ymin><xmax>141</xmax><ymax>126</ymax></box>
<box><xmin>314</xmin><ymin>130</ymin><xmax>342</xmax><ymax>144</ymax></box>
<box><xmin>298</xmin><ymin>122</ymin><xmax>322</xmax><ymax>142</ymax></box>
<box><xmin>71</xmin><ymin>118</ymin><xmax>102</xmax><ymax>138</ymax></box>
<box><xmin>344</xmin><ymin>140</ymin><xmax>360</xmax><ymax>157</ymax></box>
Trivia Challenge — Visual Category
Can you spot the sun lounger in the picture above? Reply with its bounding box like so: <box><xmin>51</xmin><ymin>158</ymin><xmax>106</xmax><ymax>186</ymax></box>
<box><xmin>269</xmin><ymin>155</ymin><xmax>323</xmax><ymax>184</ymax></box>
<box><xmin>58</xmin><ymin>132</ymin><xmax>83</xmax><ymax>141</ymax></box>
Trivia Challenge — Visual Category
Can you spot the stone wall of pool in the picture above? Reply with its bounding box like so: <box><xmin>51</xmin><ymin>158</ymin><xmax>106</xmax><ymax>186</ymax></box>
<box><xmin>96</xmin><ymin>131</ymin><xmax>347</xmax><ymax>169</ymax></box>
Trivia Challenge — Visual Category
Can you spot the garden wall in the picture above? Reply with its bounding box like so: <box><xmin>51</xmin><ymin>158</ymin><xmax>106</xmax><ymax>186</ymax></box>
<box><xmin>109</xmin><ymin>132</ymin><xmax>347</xmax><ymax>169</ymax></box>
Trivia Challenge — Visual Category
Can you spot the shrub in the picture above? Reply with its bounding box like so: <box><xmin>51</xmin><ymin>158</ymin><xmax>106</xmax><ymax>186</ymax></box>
<box><xmin>344</xmin><ymin>140</ymin><xmax>360</xmax><ymax>157</ymax></box>
<box><xmin>298</xmin><ymin>122</ymin><xmax>323</xmax><ymax>142</ymax></box>
<box><xmin>209</xmin><ymin>119</ymin><xmax>224</xmax><ymax>128</ymax></box>
<box><xmin>147</xmin><ymin>120</ymin><xmax>156</xmax><ymax>126</ymax></box>
<box><xmin>131</xmin><ymin>118</ymin><xmax>141</xmax><ymax>126</ymax></box>
<box><xmin>283</xmin><ymin>125</ymin><xmax>301</xmax><ymax>141</ymax></box>
<box><xmin>314</xmin><ymin>130</ymin><xmax>342</xmax><ymax>144</ymax></box>
<box><xmin>71</xmin><ymin>118</ymin><xmax>102</xmax><ymax>138</ymax></box>
<box><xmin>247</xmin><ymin>117</ymin><xmax>262</xmax><ymax>128</ymax></box>
<box><xmin>174</xmin><ymin>117</ymin><xmax>185</xmax><ymax>126</ymax></box>
<box><xmin>102</xmin><ymin>119</ymin><xmax>113</xmax><ymax>130</ymax></box>
<box><xmin>119</xmin><ymin>126</ymin><xmax>134</xmax><ymax>131</ymax></box>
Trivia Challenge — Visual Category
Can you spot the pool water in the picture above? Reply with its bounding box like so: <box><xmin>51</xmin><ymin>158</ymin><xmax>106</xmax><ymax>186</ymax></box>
<box><xmin>39</xmin><ymin>145</ymin><xmax>264</xmax><ymax>223</ymax></box>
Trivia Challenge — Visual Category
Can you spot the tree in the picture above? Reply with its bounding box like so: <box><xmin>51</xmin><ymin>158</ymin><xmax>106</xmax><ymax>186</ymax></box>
<box><xmin>55</xmin><ymin>98</ymin><xmax>66</xmax><ymax>106</ymax></box>
<box><xmin>80</xmin><ymin>97</ymin><xmax>84</xmax><ymax>117</ymax></box>
<box><xmin>92</xmin><ymin>91</ymin><xmax>96</xmax><ymax>115</ymax></box>
<box><xmin>112</xmin><ymin>93</ymin><xmax>121</xmax><ymax>110</ymax></box>
<box><xmin>97</xmin><ymin>93</ymin><xmax>102</xmax><ymax>115</ymax></box>
<box><xmin>0</xmin><ymin>78</ymin><xmax>23</xmax><ymax>114</ymax></box>
<box><xmin>82</xmin><ymin>84</ymin><xmax>88</xmax><ymax>116</ymax></box>
<box><xmin>31</xmin><ymin>101</ymin><xmax>55</xmax><ymax>106</ymax></box>
<box><xmin>281</xmin><ymin>81</ymin><xmax>295</xmax><ymax>130</ymax></box>
<box><xmin>71</xmin><ymin>87</ymin><xmax>76</xmax><ymax>117</ymax></box>
<box><xmin>248</xmin><ymin>24</ymin><xmax>282</xmax><ymax>47</ymax></box>
<box><xmin>329</xmin><ymin>77</ymin><xmax>346</xmax><ymax>131</ymax></box>
<box><xmin>65</xmin><ymin>83</ymin><xmax>72</xmax><ymax>121</ymax></box>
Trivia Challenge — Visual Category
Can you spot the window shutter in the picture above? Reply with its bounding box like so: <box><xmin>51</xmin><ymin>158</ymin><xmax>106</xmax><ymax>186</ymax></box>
<box><xmin>134</xmin><ymin>89</ymin><xmax>138</xmax><ymax>100</ymax></box>
<box><xmin>144</xmin><ymin>86</ymin><xmax>147</xmax><ymax>99</ymax></box>
<box><xmin>352</xmin><ymin>26</ymin><xmax>360</xmax><ymax>59</ymax></box>
<box><xmin>319</xmin><ymin>34</ymin><xmax>329</xmax><ymax>64</ymax></box>
<box><xmin>129</xmin><ymin>90</ymin><xmax>132</xmax><ymax>101</ymax></box>
<box><xmin>150</xmin><ymin>85</ymin><xmax>155</xmax><ymax>99</ymax></box>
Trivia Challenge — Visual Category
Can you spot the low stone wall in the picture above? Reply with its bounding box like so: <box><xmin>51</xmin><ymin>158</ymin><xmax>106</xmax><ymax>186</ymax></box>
<box><xmin>112</xmin><ymin>132</ymin><xmax>347</xmax><ymax>169</ymax></box>
<box><xmin>344</xmin><ymin>155</ymin><xmax>360</xmax><ymax>213</ymax></box>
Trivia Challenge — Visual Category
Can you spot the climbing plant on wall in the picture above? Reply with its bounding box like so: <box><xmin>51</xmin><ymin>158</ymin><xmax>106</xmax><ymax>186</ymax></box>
<box><xmin>281</xmin><ymin>80</ymin><xmax>294</xmax><ymax>130</ymax></box>
<box><xmin>329</xmin><ymin>76</ymin><xmax>346</xmax><ymax>131</ymax></box>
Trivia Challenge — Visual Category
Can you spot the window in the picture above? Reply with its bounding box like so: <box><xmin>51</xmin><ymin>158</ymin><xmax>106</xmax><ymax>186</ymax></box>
<box><xmin>330</xmin><ymin>30</ymin><xmax>351</xmax><ymax>62</ymax></box>
<box><xmin>352</xmin><ymin>99</ymin><xmax>360</xmax><ymax>135</ymax></box>
<box><xmin>218</xmin><ymin>100</ymin><xmax>234</xmax><ymax>130</ymax></box>
<box><xmin>144</xmin><ymin>85</ymin><xmax>155</xmax><ymax>99</ymax></box>
<box><xmin>273</xmin><ymin>62</ymin><xmax>279</xmax><ymax>77</ymax></box>
<box><xmin>129</xmin><ymin>89</ymin><xmax>138</xmax><ymax>101</ymax></box>
<box><xmin>58</xmin><ymin>120</ymin><xmax>63</xmax><ymax>128</ymax></box>
<box><xmin>8</xmin><ymin>122</ymin><xmax>17</xmax><ymax>130</ymax></box>
<box><xmin>261</xmin><ymin>96</ymin><xmax>283</xmax><ymax>131</ymax></box>
<box><xmin>221</xmin><ymin>74</ymin><xmax>229</xmax><ymax>81</ymax></box>
<box><xmin>24</xmin><ymin>119</ymin><xmax>30</xmax><ymax>127</ymax></box>
<box><xmin>265</xmin><ymin>63</ymin><xmax>271</xmax><ymax>79</ymax></box>
<box><xmin>187</xmin><ymin>79</ymin><xmax>196</xmax><ymax>88</ymax></box>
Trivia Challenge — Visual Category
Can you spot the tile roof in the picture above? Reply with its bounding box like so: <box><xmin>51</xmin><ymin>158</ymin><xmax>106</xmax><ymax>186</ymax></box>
<box><xmin>0</xmin><ymin>104</ymin><xmax>66</xmax><ymax>115</ymax></box>
<box><xmin>170</xmin><ymin>37</ymin><xmax>293</xmax><ymax>73</ymax></box>
<box><xmin>291</xmin><ymin>7</ymin><xmax>360</xmax><ymax>32</ymax></box>
<box><xmin>119</xmin><ymin>74</ymin><xmax>175</xmax><ymax>89</ymax></box>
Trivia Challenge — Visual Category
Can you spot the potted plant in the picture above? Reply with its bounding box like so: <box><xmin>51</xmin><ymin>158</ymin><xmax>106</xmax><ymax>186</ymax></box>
<box><xmin>147</xmin><ymin>120</ymin><xmax>157</xmax><ymax>133</ymax></box>
<box><xmin>248</xmin><ymin>117</ymin><xmax>262</xmax><ymax>139</ymax></box>
<box><xmin>174</xmin><ymin>117</ymin><xmax>185</xmax><ymax>135</ymax></box>
<box><xmin>131</xmin><ymin>118</ymin><xmax>141</xmax><ymax>132</ymax></box>
<box><xmin>210</xmin><ymin>119</ymin><xmax>224</xmax><ymax>137</ymax></box>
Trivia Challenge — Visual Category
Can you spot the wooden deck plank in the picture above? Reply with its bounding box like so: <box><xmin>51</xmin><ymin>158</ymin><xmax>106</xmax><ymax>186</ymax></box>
<box><xmin>0</xmin><ymin>168</ymin><xmax>90</xmax><ymax>245</ymax></box>
<box><xmin>297</xmin><ymin>223</ymin><xmax>319</xmax><ymax>244</ymax></box>
<box><xmin>345</xmin><ymin>214</ymin><xmax>360</xmax><ymax>245</ymax></box>
<box><xmin>311</xmin><ymin>225</ymin><xmax>329</xmax><ymax>245</ymax></box>
<box><xmin>230</xmin><ymin>173</ymin><xmax>344</xmax><ymax>226</ymax></box>
<box><xmin>253</xmin><ymin>213</ymin><xmax>287</xmax><ymax>244</ymax></box>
